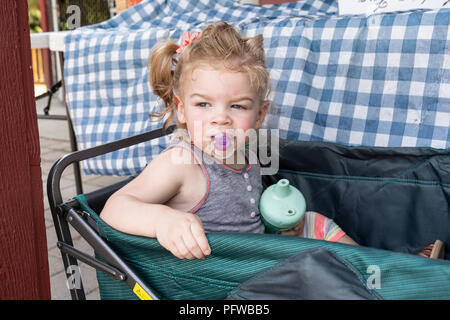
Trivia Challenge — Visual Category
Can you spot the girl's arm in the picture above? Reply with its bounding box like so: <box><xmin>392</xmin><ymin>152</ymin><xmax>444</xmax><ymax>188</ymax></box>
<box><xmin>100</xmin><ymin>147</ymin><xmax>211</xmax><ymax>259</ymax></box>
<box><xmin>337</xmin><ymin>234</ymin><xmax>358</xmax><ymax>246</ymax></box>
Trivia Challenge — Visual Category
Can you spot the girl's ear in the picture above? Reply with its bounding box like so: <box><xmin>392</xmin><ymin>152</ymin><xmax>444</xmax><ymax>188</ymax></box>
<box><xmin>255</xmin><ymin>100</ymin><xmax>270</xmax><ymax>129</ymax></box>
<box><xmin>174</xmin><ymin>94</ymin><xmax>186</xmax><ymax>124</ymax></box>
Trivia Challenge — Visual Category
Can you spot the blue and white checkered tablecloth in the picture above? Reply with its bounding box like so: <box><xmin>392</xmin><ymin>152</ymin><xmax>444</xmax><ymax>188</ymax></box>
<box><xmin>64</xmin><ymin>0</ymin><xmax>450</xmax><ymax>176</ymax></box>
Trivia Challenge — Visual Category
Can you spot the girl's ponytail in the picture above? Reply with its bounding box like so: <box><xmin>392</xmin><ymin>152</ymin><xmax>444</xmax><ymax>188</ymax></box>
<box><xmin>244</xmin><ymin>34</ymin><xmax>265</xmax><ymax>63</ymax></box>
<box><xmin>148</xmin><ymin>39</ymin><xmax>179</xmax><ymax>131</ymax></box>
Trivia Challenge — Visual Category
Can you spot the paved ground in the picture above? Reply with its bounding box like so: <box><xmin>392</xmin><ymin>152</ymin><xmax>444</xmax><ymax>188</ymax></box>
<box><xmin>37</xmin><ymin>95</ymin><xmax>124</xmax><ymax>299</ymax></box>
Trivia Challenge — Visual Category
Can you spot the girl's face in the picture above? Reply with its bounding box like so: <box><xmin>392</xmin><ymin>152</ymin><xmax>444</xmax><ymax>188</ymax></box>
<box><xmin>175</xmin><ymin>63</ymin><xmax>269</xmax><ymax>161</ymax></box>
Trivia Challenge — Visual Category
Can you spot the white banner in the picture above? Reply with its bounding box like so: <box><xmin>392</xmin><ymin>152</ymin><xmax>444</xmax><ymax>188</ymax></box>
<box><xmin>338</xmin><ymin>0</ymin><xmax>450</xmax><ymax>16</ymax></box>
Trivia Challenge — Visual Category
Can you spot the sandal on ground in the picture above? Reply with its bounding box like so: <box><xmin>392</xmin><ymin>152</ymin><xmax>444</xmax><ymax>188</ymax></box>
<box><xmin>430</xmin><ymin>240</ymin><xmax>445</xmax><ymax>259</ymax></box>
<box><xmin>417</xmin><ymin>240</ymin><xmax>445</xmax><ymax>259</ymax></box>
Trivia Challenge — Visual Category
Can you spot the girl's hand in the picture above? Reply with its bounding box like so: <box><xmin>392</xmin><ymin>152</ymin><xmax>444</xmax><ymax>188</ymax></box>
<box><xmin>155</xmin><ymin>209</ymin><xmax>211</xmax><ymax>259</ymax></box>
<box><xmin>280</xmin><ymin>218</ymin><xmax>305</xmax><ymax>237</ymax></box>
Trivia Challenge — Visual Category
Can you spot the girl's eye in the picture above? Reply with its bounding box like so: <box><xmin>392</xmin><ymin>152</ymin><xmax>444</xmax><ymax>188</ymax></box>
<box><xmin>197</xmin><ymin>102</ymin><xmax>210</xmax><ymax>108</ymax></box>
<box><xmin>231</xmin><ymin>104</ymin><xmax>247</xmax><ymax>110</ymax></box>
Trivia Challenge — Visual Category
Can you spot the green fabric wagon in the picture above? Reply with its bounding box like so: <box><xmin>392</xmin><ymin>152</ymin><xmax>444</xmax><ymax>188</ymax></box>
<box><xmin>49</xmin><ymin>130</ymin><xmax>450</xmax><ymax>300</ymax></box>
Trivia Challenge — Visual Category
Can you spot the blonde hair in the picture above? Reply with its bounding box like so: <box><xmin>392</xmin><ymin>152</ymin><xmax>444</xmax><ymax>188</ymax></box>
<box><xmin>149</xmin><ymin>22</ymin><xmax>270</xmax><ymax>131</ymax></box>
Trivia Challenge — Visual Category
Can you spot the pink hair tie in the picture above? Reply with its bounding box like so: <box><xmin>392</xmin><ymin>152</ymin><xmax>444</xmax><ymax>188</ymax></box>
<box><xmin>176</xmin><ymin>31</ymin><xmax>201</xmax><ymax>55</ymax></box>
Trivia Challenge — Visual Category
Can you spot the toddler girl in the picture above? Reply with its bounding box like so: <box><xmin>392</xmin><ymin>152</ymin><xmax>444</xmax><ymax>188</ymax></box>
<box><xmin>100</xmin><ymin>22</ymin><xmax>356</xmax><ymax>260</ymax></box>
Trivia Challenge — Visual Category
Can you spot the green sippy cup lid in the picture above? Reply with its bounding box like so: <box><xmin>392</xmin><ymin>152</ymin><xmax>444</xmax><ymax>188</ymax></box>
<box><xmin>259</xmin><ymin>179</ymin><xmax>306</xmax><ymax>232</ymax></box>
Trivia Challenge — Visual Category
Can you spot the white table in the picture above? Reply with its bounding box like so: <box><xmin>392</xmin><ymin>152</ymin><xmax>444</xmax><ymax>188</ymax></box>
<box><xmin>30</xmin><ymin>31</ymin><xmax>69</xmax><ymax>51</ymax></box>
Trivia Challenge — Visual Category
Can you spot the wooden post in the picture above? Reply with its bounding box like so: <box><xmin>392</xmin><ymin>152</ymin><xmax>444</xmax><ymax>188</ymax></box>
<box><xmin>115</xmin><ymin>0</ymin><xmax>129</xmax><ymax>14</ymax></box>
<box><xmin>116</xmin><ymin>0</ymin><xmax>142</xmax><ymax>14</ymax></box>
<box><xmin>39</xmin><ymin>0</ymin><xmax>53</xmax><ymax>89</ymax></box>
<box><xmin>0</xmin><ymin>1</ymin><xmax>50</xmax><ymax>299</ymax></box>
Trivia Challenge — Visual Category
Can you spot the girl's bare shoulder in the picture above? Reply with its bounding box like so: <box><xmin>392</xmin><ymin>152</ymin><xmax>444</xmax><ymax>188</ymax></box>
<box><xmin>153</xmin><ymin>145</ymin><xmax>200</xmax><ymax>168</ymax></box>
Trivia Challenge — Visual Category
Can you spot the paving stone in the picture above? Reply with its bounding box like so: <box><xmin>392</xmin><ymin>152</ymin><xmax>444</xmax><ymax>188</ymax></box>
<box><xmin>38</xmin><ymin>97</ymin><xmax>102</xmax><ymax>300</ymax></box>
<box><xmin>50</xmin><ymin>271</ymin><xmax>73</xmax><ymax>300</ymax></box>
<box><xmin>38</xmin><ymin>96</ymin><xmax>151</xmax><ymax>300</ymax></box>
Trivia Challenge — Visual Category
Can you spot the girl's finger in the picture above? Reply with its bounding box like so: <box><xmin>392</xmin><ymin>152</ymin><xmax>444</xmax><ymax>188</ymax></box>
<box><xmin>174</xmin><ymin>239</ymin><xmax>194</xmax><ymax>259</ymax></box>
<box><xmin>280</xmin><ymin>230</ymin><xmax>297</xmax><ymax>236</ymax></box>
<box><xmin>168</xmin><ymin>245</ymin><xmax>183</xmax><ymax>260</ymax></box>
<box><xmin>182</xmin><ymin>231</ymin><xmax>205</xmax><ymax>259</ymax></box>
<box><xmin>190</xmin><ymin>222</ymin><xmax>211</xmax><ymax>256</ymax></box>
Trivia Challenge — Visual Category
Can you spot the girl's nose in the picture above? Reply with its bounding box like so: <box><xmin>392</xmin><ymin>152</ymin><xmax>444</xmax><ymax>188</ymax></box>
<box><xmin>210</xmin><ymin>108</ymin><xmax>231</xmax><ymax>126</ymax></box>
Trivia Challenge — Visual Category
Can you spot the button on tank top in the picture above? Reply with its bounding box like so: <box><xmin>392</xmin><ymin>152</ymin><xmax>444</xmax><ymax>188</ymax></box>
<box><xmin>165</xmin><ymin>139</ymin><xmax>265</xmax><ymax>234</ymax></box>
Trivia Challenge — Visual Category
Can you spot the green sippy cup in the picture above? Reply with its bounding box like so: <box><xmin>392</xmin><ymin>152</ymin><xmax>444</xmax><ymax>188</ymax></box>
<box><xmin>259</xmin><ymin>179</ymin><xmax>306</xmax><ymax>233</ymax></box>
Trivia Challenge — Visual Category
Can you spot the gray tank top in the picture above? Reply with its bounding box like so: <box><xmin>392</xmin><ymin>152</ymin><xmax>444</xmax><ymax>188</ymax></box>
<box><xmin>165</xmin><ymin>139</ymin><xmax>265</xmax><ymax>234</ymax></box>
